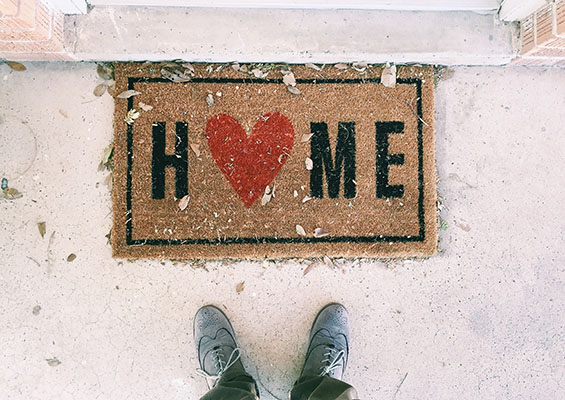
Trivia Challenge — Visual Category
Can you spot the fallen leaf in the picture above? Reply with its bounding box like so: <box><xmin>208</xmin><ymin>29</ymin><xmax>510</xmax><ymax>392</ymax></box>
<box><xmin>314</xmin><ymin>227</ymin><xmax>330</xmax><ymax>238</ymax></box>
<box><xmin>206</xmin><ymin>93</ymin><xmax>214</xmax><ymax>107</ymax></box>
<box><xmin>381</xmin><ymin>64</ymin><xmax>397</xmax><ymax>88</ymax></box>
<box><xmin>296</xmin><ymin>224</ymin><xmax>306</xmax><ymax>236</ymax></box>
<box><xmin>106</xmin><ymin>81</ymin><xmax>117</xmax><ymax>97</ymax></box>
<box><xmin>334</xmin><ymin>63</ymin><xmax>348</xmax><ymax>70</ymax></box>
<box><xmin>2</xmin><ymin>187</ymin><xmax>22</xmax><ymax>199</ymax></box>
<box><xmin>124</xmin><ymin>109</ymin><xmax>140</xmax><ymax>125</ymax></box>
<box><xmin>138</xmin><ymin>102</ymin><xmax>153</xmax><ymax>112</ymax></box>
<box><xmin>67</xmin><ymin>253</ymin><xmax>76</xmax><ymax>262</ymax></box>
<box><xmin>293</xmin><ymin>190</ymin><xmax>298</xmax><ymax>198</ymax></box>
<box><xmin>352</xmin><ymin>61</ymin><xmax>368</xmax><ymax>72</ymax></box>
<box><xmin>305</xmin><ymin>157</ymin><xmax>313</xmax><ymax>170</ymax></box>
<box><xmin>236</xmin><ymin>281</ymin><xmax>245</xmax><ymax>293</ymax></box>
<box><xmin>46</xmin><ymin>358</ymin><xmax>61</xmax><ymax>367</ymax></box>
<box><xmin>302</xmin><ymin>196</ymin><xmax>312</xmax><ymax>203</ymax></box>
<box><xmin>93</xmin><ymin>83</ymin><xmax>107</xmax><ymax>97</ymax></box>
<box><xmin>190</xmin><ymin>143</ymin><xmax>201</xmax><ymax>157</ymax></box>
<box><xmin>287</xmin><ymin>86</ymin><xmax>301</xmax><ymax>95</ymax></box>
<box><xmin>252</xmin><ymin>68</ymin><xmax>268</xmax><ymax>78</ymax></box>
<box><xmin>116</xmin><ymin>90</ymin><xmax>141</xmax><ymax>99</ymax></box>
<box><xmin>231</xmin><ymin>62</ymin><xmax>241</xmax><ymax>71</ymax></box>
<box><xmin>282</xmin><ymin>72</ymin><xmax>296</xmax><ymax>86</ymax></box>
<box><xmin>303</xmin><ymin>262</ymin><xmax>317</xmax><ymax>276</ymax></box>
<box><xmin>261</xmin><ymin>185</ymin><xmax>272</xmax><ymax>206</ymax></box>
<box><xmin>178</xmin><ymin>194</ymin><xmax>190</xmax><ymax>211</ymax></box>
<box><xmin>96</xmin><ymin>63</ymin><xmax>114</xmax><ymax>81</ymax></box>
<box><xmin>6</xmin><ymin>61</ymin><xmax>26</xmax><ymax>71</ymax></box>
<box><xmin>37</xmin><ymin>222</ymin><xmax>46</xmax><ymax>238</ymax></box>
<box><xmin>301</xmin><ymin>133</ymin><xmax>313</xmax><ymax>143</ymax></box>
<box><xmin>182</xmin><ymin>62</ymin><xmax>195</xmax><ymax>73</ymax></box>
<box><xmin>323</xmin><ymin>255</ymin><xmax>335</xmax><ymax>269</ymax></box>
<box><xmin>306</xmin><ymin>63</ymin><xmax>322</xmax><ymax>71</ymax></box>
<box><xmin>99</xmin><ymin>144</ymin><xmax>114</xmax><ymax>171</ymax></box>
<box><xmin>161</xmin><ymin>65</ymin><xmax>192</xmax><ymax>82</ymax></box>
<box><xmin>32</xmin><ymin>305</ymin><xmax>41</xmax><ymax>315</ymax></box>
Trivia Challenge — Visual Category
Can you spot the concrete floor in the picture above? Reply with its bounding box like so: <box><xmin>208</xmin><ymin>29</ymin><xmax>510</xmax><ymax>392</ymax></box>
<box><xmin>0</xmin><ymin>63</ymin><xmax>564</xmax><ymax>400</ymax></box>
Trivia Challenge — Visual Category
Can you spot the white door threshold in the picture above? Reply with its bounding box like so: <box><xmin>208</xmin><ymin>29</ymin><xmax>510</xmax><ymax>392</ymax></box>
<box><xmin>65</xmin><ymin>6</ymin><xmax>517</xmax><ymax>65</ymax></box>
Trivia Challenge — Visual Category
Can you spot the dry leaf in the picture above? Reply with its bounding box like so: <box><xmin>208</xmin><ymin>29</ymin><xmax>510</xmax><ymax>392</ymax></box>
<box><xmin>305</xmin><ymin>157</ymin><xmax>313</xmax><ymax>170</ymax></box>
<box><xmin>182</xmin><ymin>62</ymin><xmax>195</xmax><ymax>73</ymax></box>
<box><xmin>106</xmin><ymin>81</ymin><xmax>117</xmax><ymax>97</ymax></box>
<box><xmin>231</xmin><ymin>62</ymin><xmax>241</xmax><ymax>72</ymax></box>
<box><xmin>293</xmin><ymin>190</ymin><xmax>298</xmax><ymax>198</ymax></box>
<box><xmin>314</xmin><ymin>227</ymin><xmax>330</xmax><ymax>238</ymax></box>
<box><xmin>287</xmin><ymin>86</ymin><xmax>301</xmax><ymax>95</ymax></box>
<box><xmin>93</xmin><ymin>83</ymin><xmax>107</xmax><ymax>97</ymax></box>
<box><xmin>261</xmin><ymin>191</ymin><xmax>272</xmax><ymax>206</ymax></box>
<box><xmin>301</xmin><ymin>133</ymin><xmax>313</xmax><ymax>143</ymax></box>
<box><xmin>46</xmin><ymin>358</ymin><xmax>61</xmax><ymax>367</ymax></box>
<box><xmin>37</xmin><ymin>222</ymin><xmax>46</xmax><ymax>238</ymax></box>
<box><xmin>178</xmin><ymin>194</ymin><xmax>190</xmax><ymax>211</ymax></box>
<box><xmin>302</xmin><ymin>196</ymin><xmax>312</xmax><ymax>203</ymax></box>
<box><xmin>252</xmin><ymin>68</ymin><xmax>268</xmax><ymax>78</ymax></box>
<box><xmin>236</xmin><ymin>281</ymin><xmax>245</xmax><ymax>293</ymax></box>
<box><xmin>303</xmin><ymin>262</ymin><xmax>317</xmax><ymax>276</ymax></box>
<box><xmin>125</xmin><ymin>109</ymin><xmax>140</xmax><ymax>125</ymax></box>
<box><xmin>190</xmin><ymin>143</ymin><xmax>201</xmax><ymax>157</ymax></box>
<box><xmin>306</xmin><ymin>63</ymin><xmax>322</xmax><ymax>71</ymax></box>
<box><xmin>206</xmin><ymin>93</ymin><xmax>214</xmax><ymax>107</ymax></box>
<box><xmin>381</xmin><ymin>64</ymin><xmax>397</xmax><ymax>88</ymax></box>
<box><xmin>323</xmin><ymin>256</ymin><xmax>335</xmax><ymax>269</ymax></box>
<box><xmin>116</xmin><ymin>90</ymin><xmax>141</xmax><ymax>99</ymax></box>
<box><xmin>67</xmin><ymin>253</ymin><xmax>76</xmax><ymax>262</ymax></box>
<box><xmin>2</xmin><ymin>187</ymin><xmax>22</xmax><ymax>199</ymax></box>
<box><xmin>6</xmin><ymin>61</ymin><xmax>26</xmax><ymax>71</ymax></box>
<box><xmin>161</xmin><ymin>65</ymin><xmax>192</xmax><ymax>82</ymax></box>
<box><xmin>334</xmin><ymin>63</ymin><xmax>348</xmax><ymax>70</ymax></box>
<box><xmin>96</xmin><ymin>64</ymin><xmax>114</xmax><ymax>80</ymax></box>
<box><xmin>352</xmin><ymin>61</ymin><xmax>368</xmax><ymax>72</ymax></box>
<box><xmin>296</xmin><ymin>224</ymin><xmax>306</xmax><ymax>236</ymax></box>
<box><xmin>138</xmin><ymin>102</ymin><xmax>153</xmax><ymax>112</ymax></box>
<box><xmin>283</xmin><ymin>72</ymin><xmax>296</xmax><ymax>87</ymax></box>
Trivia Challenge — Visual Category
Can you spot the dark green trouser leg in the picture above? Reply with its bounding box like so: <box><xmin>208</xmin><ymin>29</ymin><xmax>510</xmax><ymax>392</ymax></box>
<box><xmin>290</xmin><ymin>375</ymin><xmax>360</xmax><ymax>400</ymax></box>
<box><xmin>199</xmin><ymin>369</ymin><xmax>259</xmax><ymax>400</ymax></box>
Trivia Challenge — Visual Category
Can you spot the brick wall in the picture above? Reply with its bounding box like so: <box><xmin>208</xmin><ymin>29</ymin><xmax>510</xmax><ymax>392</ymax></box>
<box><xmin>515</xmin><ymin>0</ymin><xmax>565</xmax><ymax>66</ymax></box>
<box><xmin>0</xmin><ymin>0</ymin><xmax>72</xmax><ymax>61</ymax></box>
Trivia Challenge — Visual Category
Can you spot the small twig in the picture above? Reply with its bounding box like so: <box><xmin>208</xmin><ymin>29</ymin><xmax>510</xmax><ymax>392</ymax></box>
<box><xmin>394</xmin><ymin>372</ymin><xmax>408</xmax><ymax>398</ymax></box>
<box><xmin>406</xmin><ymin>98</ymin><xmax>429</xmax><ymax>127</ymax></box>
<box><xmin>26</xmin><ymin>256</ymin><xmax>41</xmax><ymax>267</ymax></box>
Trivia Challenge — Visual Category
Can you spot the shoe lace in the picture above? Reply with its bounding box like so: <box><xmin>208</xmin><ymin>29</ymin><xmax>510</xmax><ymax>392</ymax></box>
<box><xmin>196</xmin><ymin>347</ymin><xmax>241</xmax><ymax>388</ymax></box>
<box><xmin>320</xmin><ymin>345</ymin><xmax>345</xmax><ymax>377</ymax></box>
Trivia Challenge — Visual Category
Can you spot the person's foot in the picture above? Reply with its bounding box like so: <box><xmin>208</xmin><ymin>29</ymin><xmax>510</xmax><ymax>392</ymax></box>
<box><xmin>300</xmin><ymin>303</ymin><xmax>350</xmax><ymax>380</ymax></box>
<box><xmin>193</xmin><ymin>305</ymin><xmax>247</xmax><ymax>388</ymax></box>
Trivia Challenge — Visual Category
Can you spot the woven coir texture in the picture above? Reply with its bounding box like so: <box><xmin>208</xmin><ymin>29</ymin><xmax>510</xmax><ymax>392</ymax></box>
<box><xmin>112</xmin><ymin>63</ymin><xmax>437</xmax><ymax>259</ymax></box>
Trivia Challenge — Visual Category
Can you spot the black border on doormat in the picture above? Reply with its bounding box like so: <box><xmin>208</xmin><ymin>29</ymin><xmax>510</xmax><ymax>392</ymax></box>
<box><xmin>124</xmin><ymin>77</ymin><xmax>425</xmax><ymax>246</ymax></box>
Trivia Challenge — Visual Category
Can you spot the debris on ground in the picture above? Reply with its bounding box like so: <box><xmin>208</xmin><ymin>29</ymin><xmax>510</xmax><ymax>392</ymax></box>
<box><xmin>32</xmin><ymin>305</ymin><xmax>41</xmax><ymax>315</ymax></box>
<box><xmin>37</xmin><ymin>222</ymin><xmax>46</xmax><ymax>238</ymax></box>
<box><xmin>116</xmin><ymin>90</ymin><xmax>141</xmax><ymax>99</ymax></box>
<box><xmin>305</xmin><ymin>157</ymin><xmax>313</xmax><ymax>170</ymax></box>
<box><xmin>306</xmin><ymin>63</ymin><xmax>322</xmax><ymax>71</ymax></box>
<box><xmin>178</xmin><ymin>195</ymin><xmax>190</xmax><ymax>211</ymax></box>
<box><xmin>296</xmin><ymin>224</ymin><xmax>306</xmax><ymax>236</ymax></box>
<box><xmin>46</xmin><ymin>358</ymin><xmax>61</xmax><ymax>367</ymax></box>
<box><xmin>5</xmin><ymin>61</ymin><xmax>26</xmax><ymax>71</ymax></box>
<box><xmin>99</xmin><ymin>143</ymin><xmax>114</xmax><ymax>171</ymax></box>
<box><xmin>161</xmin><ymin>62</ymin><xmax>194</xmax><ymax>82</ymax></box>
<box><xmin>124</xmin><ymin>109</ymin><xmax>140</xmax><ymax>125</ymax></box>
<box><xmin>235</xmin><ymin>281</ymin><xmax>245</xmax><ymax>293</ymax></box>
<box><xmin>381</xmin><ymin>64</ymin><xmax>397</xmax><ymax>88</ymax></box>
<box><xmin>66</xmin><ymin>253</ymin><xmax>77</xmax><ymax>262</ymax></box>
<box><xmin>1</xmin><ymin>187</ymin><xmax>23</xmax><ymax>200</ymax></box>
<box><xmin>334</xmin><ymin>63</ymin><xmax>348</xmax><ymax>70</ymax></box>
<box><xmin>94</xmin><ymin>63</ymin><xmax>115</xmax><ymax>97</ymax></box>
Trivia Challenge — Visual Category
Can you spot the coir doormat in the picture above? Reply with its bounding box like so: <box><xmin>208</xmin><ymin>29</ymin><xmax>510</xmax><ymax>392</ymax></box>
<box><xmin>112</xmin><ymin>63</ymin><xmax>437</xmax><ymax>259</ymax></box>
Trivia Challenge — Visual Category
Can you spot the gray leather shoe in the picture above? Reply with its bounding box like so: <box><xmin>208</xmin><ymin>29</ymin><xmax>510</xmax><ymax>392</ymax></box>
<box><xmin>300</xmin><ymin>303</ymin><xmax>350</xmax><ymax>380</ymax></box>
<box><xmin>193</xmin><ymin>305</ymin><xmax>247</xmax><ymax>388</ymax></box>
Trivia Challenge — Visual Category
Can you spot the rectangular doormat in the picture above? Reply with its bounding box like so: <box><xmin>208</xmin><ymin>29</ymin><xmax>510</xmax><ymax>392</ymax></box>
<box><xmin>111</xmin><ymin>63</ymin><xmax>437</xmax><ymax>259</ymax></box>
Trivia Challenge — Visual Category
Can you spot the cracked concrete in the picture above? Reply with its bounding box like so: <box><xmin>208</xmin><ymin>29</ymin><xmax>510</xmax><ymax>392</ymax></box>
<box><xmin>0</xmin><ymin>63</ymin><xmax>564</xmax><ymax>399</ymax></box>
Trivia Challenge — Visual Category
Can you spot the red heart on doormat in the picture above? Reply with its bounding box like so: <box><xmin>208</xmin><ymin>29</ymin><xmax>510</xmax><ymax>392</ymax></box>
<box><xmin>205</xmin><ymin>113</ymin><xmax>295</xmax><ymax>207</ymax></box>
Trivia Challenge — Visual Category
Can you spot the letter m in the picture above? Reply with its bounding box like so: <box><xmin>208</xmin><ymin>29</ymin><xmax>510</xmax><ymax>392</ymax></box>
<box><xmin>309</xmin><ymin>122</ymin><xmax>356</xmax><ymax>198</ymax></box>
